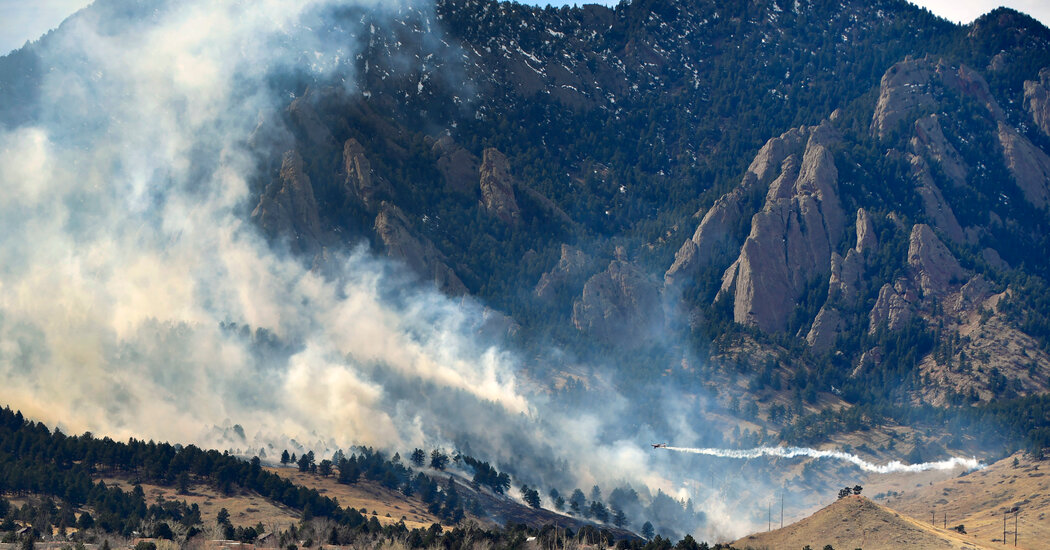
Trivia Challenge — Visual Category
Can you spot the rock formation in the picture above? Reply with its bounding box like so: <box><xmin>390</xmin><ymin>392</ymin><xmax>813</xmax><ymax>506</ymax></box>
<box><xmin>287</xmin><ymin>93</ymin><xmax>335</xmax><ymax>148</ymax></box>
<box><xmin>535</xmin><ymin>244</ymin><xmax>592</xmax><ymax>301</ymax></box>
<box><xmin>868</xmin><ymin>281</ymin><xmax>916</xmax><ymax>333</ymax></box>
<box><xmin>251</xmin><ymin>150</ymin><xmax>324</xmax><ymax>255</ymax></box>
<box><xmin>1024</xmin><ymin>67</ymin><xmax>1050</xmax><ymax>137</ymax></box>
<box><xmin>997</xmin><ymin>121</ymin><xmax>1050</xmax><ymax>209</ymax></box>
<box><xmin>907</xmin><ymin>153</ymin><xmax>965</xmax><ymax>243</ymax></box>
<box><xmin>572</xmin><ymin>258</ymin><xmax>663</xmax><ymax>344</ymax></box>
<box><xmin>665</xmin><ymin>127</ymin><xmax>809</xmax><ymax>287</ymax></box>
<box><xmin>806</xmin><ymin>209</ymin><xmax>875</xmax><ymax>349</ymax></box>
<box><xmin>872</xmin><ymin>57</ymin><xmax>1003</xmax><ymax>139</ymax></box>
<box><xmin>479</xmin><ymin>148</ymin><xmax>522</xmax><ymax>225</ymax></box>
<box><xmin>717</xmin><ymin>128</ymin><xmax>845</xmax><ymax>333</ymax></box>
<box><xmin>374</xmin><ymin>202</ymin><xmax>466</xmax><ymax>295</ymax></box>
<box><xmin>343</xmin><ymin>138</ymin><xmax>394</xmax><ymax>211</ymax></box>
<box><xmin>907</xmin><ymin>223</ymin><xmax>967</xmax><ymax>298</ymax></box>
<box><xmin>871</xmin><ymin>58</ymin><xmax>937</xmax><ymax>138</ymax></box>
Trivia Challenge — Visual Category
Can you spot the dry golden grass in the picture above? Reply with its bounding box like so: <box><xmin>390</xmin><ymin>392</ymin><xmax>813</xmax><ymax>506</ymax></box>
<box><xmin>881</xmin><ymin>452</ymin><xmax>1050</xmax><ymax>549</ymax></box>
<box><xmin>733</xmin><ymin>495</ymin><xmax>999</xmax><ymax>550</ymax></box>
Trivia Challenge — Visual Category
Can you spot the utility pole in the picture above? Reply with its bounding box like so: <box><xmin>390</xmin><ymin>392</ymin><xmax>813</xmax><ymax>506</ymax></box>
<box><xmin>932</xmin><ymin>510</ymin><xmax>935</xmax><ymax>525</ymax></box>
<box><xmin>1004</xmin><ymin>509</ymin><xmax>1007</xmax><ymax>544</ymax></box>
<box><xmin>943</xmin><ymin>512</ymin><xmax>946</xmax><ymax>529</ymax></box>
<box><xmin>768</xmin><ymin>500</ymin><xmax>771</xmax><ymax>531</ymax></box>
<box><xmin>780</xmin><ymin>491</ymin><xmax>784</xmax><ymax>529</ymax></box>
<box><xmin>1014</xmin><ymin>508</ymin><xmax>1018</xmax><ymax>547</ymax></box>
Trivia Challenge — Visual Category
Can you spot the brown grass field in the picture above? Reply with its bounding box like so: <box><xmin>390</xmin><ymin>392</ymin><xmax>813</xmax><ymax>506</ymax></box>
<box><xmin>733</xmin><ymin>495</ymin><xmax>1000</xmax><ymax>550</ymax></box>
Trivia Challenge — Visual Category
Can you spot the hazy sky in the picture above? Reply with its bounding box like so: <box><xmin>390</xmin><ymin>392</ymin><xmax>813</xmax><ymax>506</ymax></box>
<box><xmin>2</xmin><ymin>0</ymin><xmax>1049</xmax><ymax>56</ymax></box>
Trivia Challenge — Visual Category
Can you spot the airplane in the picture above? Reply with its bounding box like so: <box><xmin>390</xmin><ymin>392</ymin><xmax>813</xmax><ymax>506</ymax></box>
<box><xmin>651</xmin><ymin>443</ymin><xmax>667</xmax><ymax>448</ymax></box>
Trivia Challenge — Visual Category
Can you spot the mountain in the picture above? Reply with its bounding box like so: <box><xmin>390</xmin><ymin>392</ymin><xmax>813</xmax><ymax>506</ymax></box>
<box><xmin>4</xmin><ymin>0</ymin><xmax>1050</xmax><ymax>543</ymax></box>
<box><xmin>209</xmin><ymin>0</ymin><xmax>1050</xmax><ymax>437</ymax></box>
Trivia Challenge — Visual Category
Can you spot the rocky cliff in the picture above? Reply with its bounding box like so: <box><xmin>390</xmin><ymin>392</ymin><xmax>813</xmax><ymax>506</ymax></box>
<box><xmin>374</xmin><ymin>202</ymin><xmax>467</xmax><ymax>295</ymax></box>
<box><xmin>1025</xmin><ymin>67</ymin><xmax>1050</xmax><ymax>137</ymax></box>
<box><xmin>713</xmin><ymin>123</ymin><xmax>845</xmax><ymax>333</ymax></box>
<box><xmin>343</xmin><ymin>138</ymin><xmax>395</xmax><ymax>211</ymax></box>
<box><xmin>251</xmin><ymin>150</ymin><xmax>324</xmax><ymax>255</ymax></box>
<box><xmin>479</xmin><ymin>148</ymin><xmax>522</xmax><ymax>226</ymax></box>
<box><xmin>572</xmin><ymin>251</ymin><xmax>664</xmax><ymax>345</ymax></box>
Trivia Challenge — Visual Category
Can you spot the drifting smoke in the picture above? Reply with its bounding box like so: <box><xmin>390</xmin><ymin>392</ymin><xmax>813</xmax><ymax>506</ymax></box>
<box><xmin>661</xmin><ymin>446</ymin><xmax>984</xmax><ymax>474</ymax></box>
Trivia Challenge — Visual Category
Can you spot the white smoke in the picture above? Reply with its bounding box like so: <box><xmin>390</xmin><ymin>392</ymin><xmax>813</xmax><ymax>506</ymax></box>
<box><xmin>660</xmin><ymin>446</ymin><xmax>984</xmax><ymax>474</ymax></box>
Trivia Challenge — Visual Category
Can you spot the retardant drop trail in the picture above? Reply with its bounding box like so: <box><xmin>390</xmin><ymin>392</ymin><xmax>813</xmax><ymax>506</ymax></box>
<box><xmin>658</xmin><ymin>445</ymin><xmax>984</xmax><ymax>473</ymax></box>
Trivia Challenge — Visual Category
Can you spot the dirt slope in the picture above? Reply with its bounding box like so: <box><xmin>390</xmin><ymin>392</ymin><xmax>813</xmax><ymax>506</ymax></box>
<box><xmin>733</xmin><ymin>495</ymin><xmax>998</xmax><ymax>550</ymax></box>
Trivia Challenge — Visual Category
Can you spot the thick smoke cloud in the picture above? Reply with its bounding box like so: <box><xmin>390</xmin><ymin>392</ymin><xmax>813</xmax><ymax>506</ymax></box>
<box><xmin>0</xmin><ymin>0</ymin><xmax>530</xmax><ymax>447</ymax></box>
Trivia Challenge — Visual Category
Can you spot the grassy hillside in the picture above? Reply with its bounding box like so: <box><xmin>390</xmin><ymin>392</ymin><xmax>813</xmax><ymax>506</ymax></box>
<box><xmin>734</xmin><ymin>495</ymin><xmax>999</xmax><ymax>550</ymax></box>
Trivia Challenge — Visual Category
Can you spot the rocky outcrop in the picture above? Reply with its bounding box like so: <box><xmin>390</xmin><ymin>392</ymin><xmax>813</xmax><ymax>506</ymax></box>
<box><xmin>806</xmin><ymin>307</ymin><xmax>845</xmax><ymax>350</ymax></box>
<box><xmin>718</xmin><ymin>129</ymin><xmax>846</xmax><ymax>333</ymax></box>
<box><xmin>868</xmin><ymin>281</ymin><xmax>916</xmax><ymax>332</ymax></box>
<box><xmin>535</xmin><ymin>244</ymin><xmax>592</xmax><ymax>301</ymax></box>
<box><xmin>911</xmin><ymin>115</ymin><xmax>968</xmax><ymax>187</ymax></box>
<box><xmin>871</xmin><ymin>58</ymin><xmax>937</xmax><ymax>138</ymax></box>
<box><xmin>374</xmin><ymin>202</ymin><xmax>466</xmax><ymax>295</ymax></box>
<box><xmin>907</xmin><ymin>153</ymin><xmax>965</xmax><ymax>243</ymax></box>
<box><xmin>806</xmin><ymin>209</ymin><xmax>874</xmax><ymax>349</ymax></box>
<box><xmin>251</xmin><ymin>150</ymin><xmax>324</xmax><ymax>254</ymax></box>
<box><xmin>872</xmin><ymin>57</ymin><xmax>1003</xmax><ymax>139</ymax></box>
<box><xmin>479</xmin><ymin>148</ymin><xmax>522</xmax><ymax>225</ymax></box>
<box><xmin>343</xmin><ymin>138</ymin><xmax>395</xmax><ymax>211</ymax></box>
<box><xmin>997</xmin><ymin>121</ymin><xmax>1050</xmax><ymax>209</ymax></box>
<box><xmin>907</xmin><ymin>223</ymin><xmax>967</xmax><ymax>298</ymax></box>
<box><xmin>572</xmin><ymin>259</ymin><xmax>663</xmax><ymax>344</ymax></box>
<box><xmin>855</xmin><ymin>208</ymin><xmax>877</xmax><ymax>255</ymax></box>
<box><xmin>432</xmin><ymin>135</ymin><xmax>481</xmax><ymax>196</ymax></box>
<box><xmin>666</xmin><ymin>128</ymin><xmax>811</xmax><ymax>288</ymax></box>
<box><xmin>1024</xmin><ymin>68</ymin><xmax>1050</xmax><ymax>137</ymax></box>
